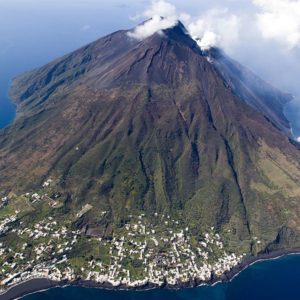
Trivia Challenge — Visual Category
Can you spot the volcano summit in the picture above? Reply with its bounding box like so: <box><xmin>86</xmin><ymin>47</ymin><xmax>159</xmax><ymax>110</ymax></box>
<box><xmin>1</xmin><ymin>21</ymin><xmax>300</xmax><ymax>293</ymax></box>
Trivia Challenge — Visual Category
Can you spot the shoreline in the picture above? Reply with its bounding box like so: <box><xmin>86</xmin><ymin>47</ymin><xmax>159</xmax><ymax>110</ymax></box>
<box><xmin>1</xmin><ymin>248</ymin><xmax>300</xmax><ymax>300</ymax></box>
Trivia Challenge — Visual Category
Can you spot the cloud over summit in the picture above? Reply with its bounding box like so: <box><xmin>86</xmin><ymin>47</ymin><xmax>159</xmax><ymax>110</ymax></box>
<box><xmin>127</xmin><ymin>1</ymin><xmax>178</xmax><ymax>40</ymax></box>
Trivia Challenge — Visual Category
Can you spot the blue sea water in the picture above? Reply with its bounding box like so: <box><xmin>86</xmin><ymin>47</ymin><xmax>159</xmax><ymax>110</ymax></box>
<box><xmin>21</xmin><ymin>255</ymin><xmax>300</xmax><ymax>300</ymax></box>
<box><xmin>1</xmin><ymin>2</ymin><xmax>300</xmax><ymax>300</ymax></box>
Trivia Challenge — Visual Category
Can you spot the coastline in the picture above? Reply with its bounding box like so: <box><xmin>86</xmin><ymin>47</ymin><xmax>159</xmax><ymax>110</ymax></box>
<box><xmin>2</xmin><ymin>248</ymin><xmax>300</xmax><ymax>300</ymax></box>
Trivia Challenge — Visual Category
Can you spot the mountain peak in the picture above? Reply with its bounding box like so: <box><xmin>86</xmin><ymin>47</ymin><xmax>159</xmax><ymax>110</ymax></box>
<box><xmin>107</xmin><ymin>22</ymin><xmax>205</xmax><ymax>87</ymax></box>
<box><xmin>160</xmin><ymin>20</ymin><xmax>199</xmax><ymax>48</ymax></box>
<box><xmin>128</xmin><ymin>18</ymin><xmax>195</xmax><ymax>47</ymax></box>
<box><xmin>67</xmin><ymin>19</ymin><xmax>206</xmax><ymax>89</ymax></box>
<box><xmin>162</xmin><ymin>20</ymin><xmax>187</xmax><ymax>35</ymax></box>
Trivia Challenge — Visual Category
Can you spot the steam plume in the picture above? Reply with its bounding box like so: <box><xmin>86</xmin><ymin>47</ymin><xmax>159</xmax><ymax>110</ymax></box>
<box><xmin>128</xmin><ymin>1</ymin><xmax>240</xmax><ymax>53</ymax></box>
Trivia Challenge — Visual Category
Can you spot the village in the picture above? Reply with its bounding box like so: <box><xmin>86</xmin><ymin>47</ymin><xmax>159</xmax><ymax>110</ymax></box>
<box><xmin>0</xmin><ymin>181</ymin><xmax>247</xmax><ymax>294</ymax></box>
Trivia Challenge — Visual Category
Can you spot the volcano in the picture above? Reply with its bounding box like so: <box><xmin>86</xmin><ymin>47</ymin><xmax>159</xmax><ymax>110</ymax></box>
<box><xmin>1</xmin><ymin>21</ymin><xmax>300</xmax><ymax>271</ymax></box>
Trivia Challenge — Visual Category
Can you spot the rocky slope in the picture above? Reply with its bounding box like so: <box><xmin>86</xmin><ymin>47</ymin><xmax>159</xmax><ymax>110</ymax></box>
<box><xmin>205</xmin><ymin>47</ymin><xmax>293</xmax><ymax>138</ymax></box>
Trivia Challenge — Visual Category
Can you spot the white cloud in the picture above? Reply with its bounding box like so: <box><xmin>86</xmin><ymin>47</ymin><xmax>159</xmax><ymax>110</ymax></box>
<box><xmin>253</xmin><ymin>0</ymin><xmax>300</xmax><ymax>49</ymax></box>
<box><xmin>144</xmin><ymin>0</ymin><xmax>177</xmax><ymax>18</ymax></box>
<box><xmin>127</xmin><ymin>1</ymin><xmax>179</xmax><ymax>40</ymax></box>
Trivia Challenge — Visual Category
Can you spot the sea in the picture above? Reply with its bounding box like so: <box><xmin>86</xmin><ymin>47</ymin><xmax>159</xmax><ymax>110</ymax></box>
<box><xmin>1</xmin><ymin>3</ymin><xmax>300</xmax><ymax>300</ymax></box>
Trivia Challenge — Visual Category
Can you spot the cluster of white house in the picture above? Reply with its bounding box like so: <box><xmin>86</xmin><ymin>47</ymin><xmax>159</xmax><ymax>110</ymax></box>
<box><xmin>0</xmin><ymin>207</ymin><xmax>247</xmax><ymax>292</ymax></box>
<box><xmin>71</xmin><ymin>216</ymin><xmax>246</xmax><ymax>287</ymax></box>
<box><xmin>0</xmin><ymin>216</ymin><xmax>80</xmax><ymax>289</ymax></box>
